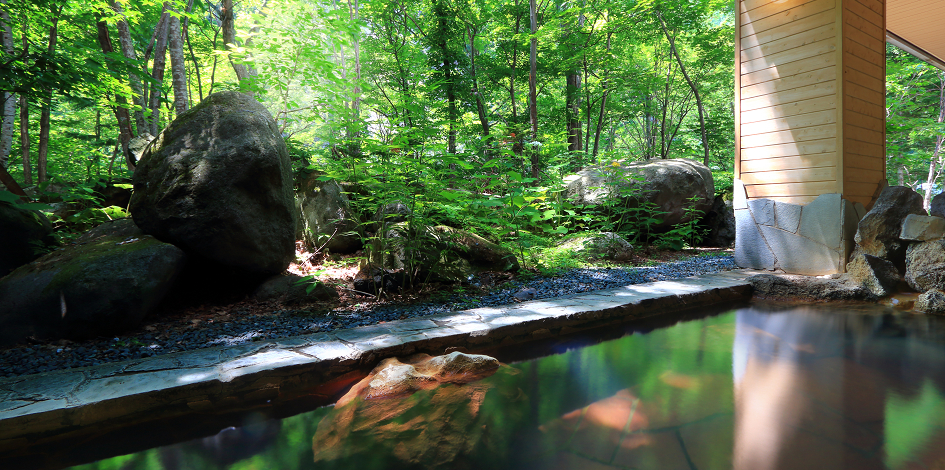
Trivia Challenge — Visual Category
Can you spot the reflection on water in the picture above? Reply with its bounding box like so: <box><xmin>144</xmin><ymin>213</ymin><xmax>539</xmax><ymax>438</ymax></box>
<box><xmin>71</xmin><ymin>302</ymin><xmax>945</xmax><ymax>470</ymax></box>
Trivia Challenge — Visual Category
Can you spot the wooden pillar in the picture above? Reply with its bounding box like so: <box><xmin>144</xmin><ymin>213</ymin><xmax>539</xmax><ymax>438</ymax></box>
<box><xmin>733</xmin><ymin>0</ymin><xmax>887</xmax><ymax>274</ymax></box>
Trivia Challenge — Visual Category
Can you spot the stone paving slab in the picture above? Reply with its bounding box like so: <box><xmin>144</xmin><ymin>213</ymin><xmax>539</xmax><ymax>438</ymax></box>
<box><xmin>0</xmin><ymin>270</ymin><xmax>759</xmax><ymax>453</ymax></box>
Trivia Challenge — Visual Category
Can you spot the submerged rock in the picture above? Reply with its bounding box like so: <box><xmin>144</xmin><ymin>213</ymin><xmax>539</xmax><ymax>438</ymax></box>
<box><xmin>130</xmin><ymin>91</ymin><xmax>296</xmax><ymax>274</ymax></box>
<box><xmin>312</xmin><ymin>352</ymin><xmax>515</xmax><ymax>469</ymax></box>
<box><xmin>0</xmin><ymin>218</ymin><xmax>186</xmax><ymax>345</ymax></box>
<box><xmin>915</xmin><ymin>289</ymin><xmax>945</xmax><ymax>314</ymax></box>
<box><xmin>853</xmin><ymin>186</ymin><xmax>925</xmax><ymax>271</ymax></box>
<box><xmin>846</xmin><ymin>253</ymin><xmax>901</xmax><ymax>298</ymax></box>
<box><xmin>0</xmin><ymin>201</ymin><xmax>57</xmax><ymax>278</ymax></box>
<box><xmin>747</xmin><ymin>273</ymin><xmax>875</xmax><ymax>301</ymax></box>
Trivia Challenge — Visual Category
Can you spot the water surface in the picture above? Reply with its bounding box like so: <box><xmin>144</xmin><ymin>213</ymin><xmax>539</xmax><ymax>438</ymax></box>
<box><xmin>70</xmin><ymin>302</ymin><xmax>945</xmax><ymax>470</ymax></box>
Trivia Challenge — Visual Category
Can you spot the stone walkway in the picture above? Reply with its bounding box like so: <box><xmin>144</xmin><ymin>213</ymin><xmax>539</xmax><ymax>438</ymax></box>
<box><xmin>0</xmin><ymin>270</ymin><xmax>757</xmax><ymax>454</ymax></box>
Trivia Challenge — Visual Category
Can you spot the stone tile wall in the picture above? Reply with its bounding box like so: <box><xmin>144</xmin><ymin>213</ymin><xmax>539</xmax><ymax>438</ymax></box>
<box><xmin>733</xmin><ymin>181</ymin><xmax>866</xmax><ymax>275</ymax></box>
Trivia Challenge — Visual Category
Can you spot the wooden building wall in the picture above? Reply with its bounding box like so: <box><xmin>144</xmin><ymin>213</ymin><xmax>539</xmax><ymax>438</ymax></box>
<box><xmin>735</xmin><ymin>0</ymin><xmax>886</xmax><ymax>207</ymax></box>
<box><xmin>842</xmin><ymin>0</ymin><xmax>886</xmax><ymax>207</ymax></box>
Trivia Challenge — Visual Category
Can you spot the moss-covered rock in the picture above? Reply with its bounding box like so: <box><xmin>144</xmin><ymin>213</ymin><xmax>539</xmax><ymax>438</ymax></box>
<box><xmin>0</xmin><ymin>218</ymin><xmax>186</xmax><ymax>345</ymax></box>
<box><xmin>130</xmin><ymin>91</ymin><xmax>296</xmax><ymax>274</ymax></box>
<box><xmin>0</xmin><ymin>201</ymin><xmax>57</xmax><ymax>278</ymax></box>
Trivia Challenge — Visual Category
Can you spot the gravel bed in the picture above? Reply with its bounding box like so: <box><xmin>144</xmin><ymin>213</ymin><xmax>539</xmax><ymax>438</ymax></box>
<box><xmin>0</xmin><ymin>255</ymin><xmax>737</xmax><ymax>378</ymax></box>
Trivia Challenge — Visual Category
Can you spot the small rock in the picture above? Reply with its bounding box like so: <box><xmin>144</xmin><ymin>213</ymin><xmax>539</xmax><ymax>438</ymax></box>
<box><xmin>915</xmin><ymin>289</ymin><xmax>945</xmax><ymax>314</ymax></box>
<box><xmin>513</xmin><ymin>288</ymin><xmax>538</xmax><ymax>302</ymax></box>
<box><xmin>845</xmin><ymin>253</ymin><xmax>901</xmax><ymax>297</ymax></box>
<box><xmin>905</xmin><ymin>240</ymin><xmax>945</xmax><ymax>292</ymax></box>
<box><xmin>900</xmin><ymin>214</ymin><xmax>945</xmax><ymax>241</ymax></box>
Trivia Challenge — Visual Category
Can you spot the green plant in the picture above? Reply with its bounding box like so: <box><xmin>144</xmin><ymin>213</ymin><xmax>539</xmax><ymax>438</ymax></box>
<box><xmin>658</xmin><ymin>195</ymin><xmax>706</xmax><ymax>250</ymax></box>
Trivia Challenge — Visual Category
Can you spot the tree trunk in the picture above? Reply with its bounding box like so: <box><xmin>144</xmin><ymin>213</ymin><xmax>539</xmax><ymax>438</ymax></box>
<box><xmin>658</xmin><ymin>13</ymin><xmax>709</xmax><ymax>165</ymax></box>
<box><xmin>149</xmin><ymin>5</ymin><xmax>170</xmax><ymax>135</ymax></box>
<box><xmin>96</xmin><ymin>18</ymin><xmax>135</xmax><ymax>170</ymax></box>
<box><xmin>111</xmin><ymin>1</ymin><xmax>146</xmax><ymax>135</ymax></box>
<box><xmin>467</xmin><ymin>25</ymin><xmax>489</xmax><ymax>137</ymax></box>
<box><xmin>222</xmin><ymin>0</ymin><xmax>257</xmax><ymax>93</ymax></box>
<box><xmin>0</xmin><ymin>163</ymin><xmax>28</xmax><ymax>200</ymax></box>
<box><xmin>0</xmin><ymin>6</ymin><xmax>15</xmax><ymax>168</ymax></box>
<box><xmin>19</xmin><ymin>94</ymin><xmax>30</xmax><ymax>184</ymax></box>
<box><xmin>37</xmin><ymin>6</ymin><xmax>63</xmax><ymax>183</ymax></box>
<box><xmin>592</xmin><ymin>31</ymin><xmax>612</xmax><ymax>157</ymax></box>
<box><xmin>143</xmin><ymin>5</ymin><xmax>169</xmax><ymax>123</ymax></box>
<box><xmin>528</xmin><ymin>0</ymin><xmax>538</xmax><ymax>179</ymax></box>
<box><xmin>923</xmin><ymin>72</ymin><xmax>945</xmax><ymax>211</ymax></box>
<box><xmin>565</xmin><ymin>11</ymin><xmax>584</xmax><ymax>154</ymax></box>
<box><xmin>168</xmin><ymin>10</ymin><xmax>188</xmax><ymax>115</ymax></box>
<box><xmin>182</xmin><ymin>0</ymin><xmax>203</xmax><ymax>102</ymax></box>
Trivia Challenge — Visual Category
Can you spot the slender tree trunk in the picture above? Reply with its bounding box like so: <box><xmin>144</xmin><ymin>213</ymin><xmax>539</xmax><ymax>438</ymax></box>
<box><xmin>149</xmin><ymin>6</ymin><xmax>170</xmax><ymax>135</ymax></box>
<box><xmin>0</xmin><ymin>163</ymin><xmax>28</xmax><ymax>199</ymax></box>
<box><xmin>0</xmin><ymin>6</ymin><xmax>15</xmax><ymax>168</ymax></box>
<box><xmin>222</xmin><ymin>0</ymin><xmax>259</xmax><ymax>93</ymax></box>
<box><xmin>509</xmin><ymin>11</ymin><xmax>520</xmax><ymax>123</ymax></box>
<box><xmin>96</xmin><ymin>18</ymin><xmax>135</xmax><ymax>170</ymax></box>
<box><xmin>528</xmin><ymin>0</ymin><xmax>538</xmax><ymax>179</ymax></box>
<box><xmin>467</xmin><ymin>25</ymin><xmax>489</xmax><ymax>137</ymax></box>
<box><xmin>168</xmin><ymin>9</ymin><xmax>188</xmax><ymax>115</ymax></box>
<box><xmin>143</xmin><ymin>5</ymin><xmax>169</xmax><ymax>123</ymax></box>
<box><xmin>565</xmin><ymin>12</ymin><xmax>584</xmax><ymax>154</ymax></box>
<box><xmin>37</xmin><ymin>6</ymin><xmax>63</xmax><ymax>183</ymax></box>
<box><xmin>658</xmin><ymin>13</ymin><xmax>709</xmax><ymax>165</ymax></box>
<box><xmin>592</xmin><ymin>31</ymin><xmax>612</xmax><ymax>157</ymax></box>
<box><xmin>111</xmin><ymin>1</ymin><xmax>146</xmax><ymax>134</ymax></box>
<box><xmin>923</xmin><ymin>73</ymin><xmax>945</xmax><ymax>210</ymax></box>
<box><xmin>181</xmin><ymin>0</ymin><xmax>203</xmax><ymax>102</ymax></box>
<box><xmin>19</xmin><ymin>94</ymin><xmax>30</xmax><ymax>184</ymax></box>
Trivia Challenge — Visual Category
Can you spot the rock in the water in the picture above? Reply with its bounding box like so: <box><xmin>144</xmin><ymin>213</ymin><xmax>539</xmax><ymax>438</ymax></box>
<box><xmin>358</xmin><ymin>352</ymin><xmax>501</xmax><ymax>400</ymax></box>
<box><xmin>900</xmin><ymin>214</ymin><xmax>945</xmax><ymax>241</ymax></box>
<box><xmin>853</xmin><ymin>186</ymin><xmax>925</xmax><ymax>270</ymax></box>
<box><xmin>312</xmin><ymin>353</ymin><xmax>517</xmax><ymax>469</ymax></box>
<box><xmin>701</xmin><ymin>195</ymin><xmax>736</xmax><ymax>247</ymax></box>
<box><xmin>915</xmin><ymin>289</ymin><xmax>945</xmax><ymax>314</ymax></box>
<box><xmin>846</xmin><ymin>253</ymin><xmax>901</xmax><ymax>297</ymax></box>
<box><xmin>747</xmin><ymin>273</ymin><xmax>875</xmax><ymax>301</ymax></box>
<box><xmin>905</xmin><ymin>240</ymin><xmax>945</xmax><ymax>292</ymax></box>
<box><xmin>295</xmin><ymin>171</ymin><xmax>361</xmax><ymax>253</ymax></box>
<box><xmin>0</xmin><ymin>201</ymin><xmax>57</xmax><ymax>278</ymax></box>
<box><xmin>252</xmin><ymin>273</ymin><xmax>338</xmax><ymax>305</ymax></box>
<box><xmin>557</xmin><ymin>232</ymin><xmax>633</xmax><ymax>261</ymax></box>
<box><xmin>0</xmin><ymin>218</ymin><xmax>186</xmax><ymax>345</ymax></box>
<box><xmin>564</xmin><ymin>158</ymin><xmax>714</xmax><ymax>230</ymax></box>
<box><xmin>129</xmin><ymin>91</ymin><xmax>296</xmax><ymax>274</ymax></box>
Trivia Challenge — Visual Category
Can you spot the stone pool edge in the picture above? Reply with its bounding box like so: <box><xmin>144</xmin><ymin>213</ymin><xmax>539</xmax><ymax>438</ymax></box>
<box><xmin>0</xmin><ymin>270</ymin><xmax>758</xmax><ymax>452</ymax></box>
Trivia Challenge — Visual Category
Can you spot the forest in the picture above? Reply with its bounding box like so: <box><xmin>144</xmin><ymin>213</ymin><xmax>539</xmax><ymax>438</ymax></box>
<box><xmin>0</xmin><ymin>0</ymin><xmax>943</xmax><ymax>255</ymax></box>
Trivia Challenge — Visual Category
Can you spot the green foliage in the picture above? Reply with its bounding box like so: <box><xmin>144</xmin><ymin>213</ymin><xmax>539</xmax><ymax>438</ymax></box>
<box><xmin>657</xmin><ymin>194</ymin><xmax>705</xmax><ymax>250</ymax></box>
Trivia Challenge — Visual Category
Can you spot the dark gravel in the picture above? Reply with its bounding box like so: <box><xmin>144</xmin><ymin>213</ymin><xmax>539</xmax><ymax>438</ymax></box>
<box><xmin>0</xmin><ymin>255</ymin><xmax>737</xmax><ymax>378</ymax></box>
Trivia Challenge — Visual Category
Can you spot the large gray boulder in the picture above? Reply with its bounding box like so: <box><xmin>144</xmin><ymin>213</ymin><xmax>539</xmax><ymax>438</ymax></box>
<box><xmin>296</xmin><ymin>172</ymin><xmax>361</xmax><ymax>253</ymax></box>
<box><xmin>0</xmin><ymin>219</ymin><xmax>186</xmax><ymax>345</ymax></box>
<box><xmin>853</xmin><ymin>186</ymin><xmax>925</xmax><ymax>271</ymax></box>
<box><xmin>130</xmin><ymin>91</ymin><xmax>296</xmax><ymax>274</ymax></box>
<box><xmin>564</xmin><ymin>158</ymin><xmax>714</xmax><ymax>230</ymax></box>
<box><xmin>0</xmin><ymin>201</ymin><xmax>57</xmax><ymax>278</ymax></box>
<box><xmin>905</xmin><ymin>239</ymin><xmax>945</xmax><ymax>292</ymax></box>
<box><xmin>747</xmin><ymin>273</ymin><xmax>875</xmax><ymax>301</ymax></box>
<box><xmin>846</xmin><ymin>253</ymin><xmax>901</xmax><ymax>298</ymax></box>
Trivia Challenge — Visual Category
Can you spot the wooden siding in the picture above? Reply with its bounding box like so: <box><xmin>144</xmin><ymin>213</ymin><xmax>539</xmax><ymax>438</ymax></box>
<box><xmin>842</xmin><ymin>0</ymin><xmax>886</xmax><ymax>202</ymax></box>
<box><xmin>736</xmin><ymin>0</ymin><xmax>886</xmax><ymax>207</ymax></box>
<box><xmin>736</xmin><ymin>0</ymin><xmax>841</xmax><ymax>200</ymax></box>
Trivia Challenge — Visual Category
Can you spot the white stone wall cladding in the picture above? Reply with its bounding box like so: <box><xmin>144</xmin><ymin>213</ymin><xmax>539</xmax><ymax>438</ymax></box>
<box><xmin>733</xmin><ymin>182</ymin><xmax>862</xmax><ymax>275</ymax></box>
